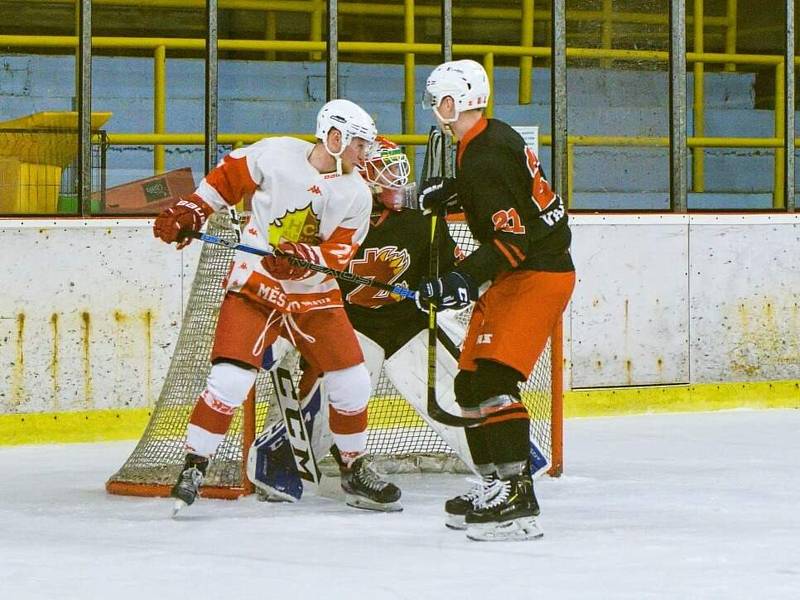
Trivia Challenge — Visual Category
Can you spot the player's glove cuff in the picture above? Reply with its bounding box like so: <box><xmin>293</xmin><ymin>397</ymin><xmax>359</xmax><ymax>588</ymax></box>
<box><xmin>417</xmin><ymin>177</ymin><xmax>459</xmax><ymax>215</ymax></box>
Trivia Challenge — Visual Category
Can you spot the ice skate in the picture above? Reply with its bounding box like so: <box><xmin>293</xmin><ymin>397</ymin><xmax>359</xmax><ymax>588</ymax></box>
<box><xmin>465</xmin><ymin>473</ymin><xmax>543</xmax><ymax>541</ymax></box>
<box><xmin>332</xmin><ymin>447</ymin><xmax>402</xmax><ymax>512</ymax></box>
<box><xmin>444</xmin><ymin>473</ymin><xmax>502</xmax><ymax>530</ymax></box>
<box><xmin>170</xmin><ymin>453</ymin><xmax>209</xmax><ymax>517</ymax></box>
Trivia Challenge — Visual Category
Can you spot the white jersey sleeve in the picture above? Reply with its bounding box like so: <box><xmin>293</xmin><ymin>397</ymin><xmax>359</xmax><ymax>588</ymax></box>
<box><xmin>216</xmin><ymin>136</ymin><xmax>373</xmax><ymax>313</ymax></box>
<box><xmin>189</xmin><ymin>140</ymin><xmax>277</xmax><ymax>212</ymax></box>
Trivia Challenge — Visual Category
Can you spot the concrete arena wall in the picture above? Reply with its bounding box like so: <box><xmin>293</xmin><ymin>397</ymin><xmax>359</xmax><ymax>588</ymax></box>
<box><xmin>1</xmin><ymin>215</ymin><xmax>798</xmax><ymax>426</ymax></box>
<box><xmin>0</xmin><ymin>220</ymin><xmax>201</xmax><ymax>416</ymax></box>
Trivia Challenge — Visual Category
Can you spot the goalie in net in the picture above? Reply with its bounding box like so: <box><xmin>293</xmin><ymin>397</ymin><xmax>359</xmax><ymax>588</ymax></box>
<box><xmin>151</xmin><ymin>99</ymin><xmax>403</xmax><ymax>514</ymax></box>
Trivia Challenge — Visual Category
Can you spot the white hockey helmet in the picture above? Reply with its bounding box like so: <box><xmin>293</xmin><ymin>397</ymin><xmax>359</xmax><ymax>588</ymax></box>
<box><xmin>423</xmin><ymin>59</ymin><xmax>490</xmax><ymax>124</ymax></box>
<box><xmin>315</xmin><ymin>99</ymin><xmax>378</xmax><ymax>164</ymax></box>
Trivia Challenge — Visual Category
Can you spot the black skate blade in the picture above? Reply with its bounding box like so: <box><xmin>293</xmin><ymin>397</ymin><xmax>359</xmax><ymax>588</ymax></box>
<box><xmin>345</xmin><ymin>494</ymin><xmax>403</xmax><ymax>513</ymax></box>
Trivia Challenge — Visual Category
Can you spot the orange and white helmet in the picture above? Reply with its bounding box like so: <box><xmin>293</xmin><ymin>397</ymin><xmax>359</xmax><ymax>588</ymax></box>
<box><xmin>362</xmin><ymin>135</ymin><xmax>411</xmax><ymax>189</ymax></box>
<box><xmin>359</xmin><ymin>136</ymin><xmax>416</xmax><ymax>212</ymax></box>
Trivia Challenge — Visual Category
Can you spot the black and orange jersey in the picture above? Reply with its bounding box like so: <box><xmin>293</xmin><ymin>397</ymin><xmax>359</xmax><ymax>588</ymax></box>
<box><xmin>453</xmin><ymin>117</ymin><xmax>574</xmax><ymax>285</ymax></box>
<box><xmin>341</xmin><ymin>207</ymin><xmax>458</xmax><ymax>354</ymax></box>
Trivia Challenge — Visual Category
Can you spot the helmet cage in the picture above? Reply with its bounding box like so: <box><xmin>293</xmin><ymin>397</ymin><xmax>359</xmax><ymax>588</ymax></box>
<box><xmin>363</xmin><ymin>142</ymin><xmax>410</xmax><ymax>189</ymax></box>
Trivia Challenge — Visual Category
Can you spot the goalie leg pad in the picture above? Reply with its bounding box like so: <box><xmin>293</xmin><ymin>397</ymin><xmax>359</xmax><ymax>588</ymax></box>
<box><xmin>248</xmin><ymin>423</ymin><xmax>304</xmax><ymax>502</ymax></box>
<box><xmin>261</xmin><ymin>337</ymin><xmax>294</xmax><ymax>372</ymax></box>
<box><xmin>247</xmin><ymin>370</ymin><xmax>330</xmax><ymax>499</ymax></box>
<box><xmin>384</xmin><ymin>330</ymin><xmax>475</xmax><ymax>471</ymax></box>
<box><xmin>355</xmin><ymin>331</ymin><xmax>386</xmax><ymax>391</ymax></box>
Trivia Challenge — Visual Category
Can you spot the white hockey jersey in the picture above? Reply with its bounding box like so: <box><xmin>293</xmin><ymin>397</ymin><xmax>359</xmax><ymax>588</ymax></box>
<box><xmin>190</xmin><ymin>136</ymin><xmax>372</xmax><ymax>313</ymax></box>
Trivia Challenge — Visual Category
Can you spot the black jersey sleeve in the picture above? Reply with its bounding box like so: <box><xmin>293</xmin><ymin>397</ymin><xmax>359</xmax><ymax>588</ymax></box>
<box><xmin>455</xmin><ymin>125</ymin><xmax>571</xmax><ymax>283</ymax></box>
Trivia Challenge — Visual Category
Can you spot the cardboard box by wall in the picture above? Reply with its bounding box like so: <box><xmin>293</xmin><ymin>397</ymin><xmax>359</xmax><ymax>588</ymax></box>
<box><xmin>101</xmin><ymin>167</ymin><xmax>196</xmax><ymax>214</ymax></box>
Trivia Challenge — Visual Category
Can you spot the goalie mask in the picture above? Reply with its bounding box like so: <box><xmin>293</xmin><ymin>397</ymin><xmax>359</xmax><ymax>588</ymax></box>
<box><xmin>359</xmin><ymin>136</ymin><xmax>415</xmax><ymax>212</ymax></box>
<box><xmin>423</xmin><ymin>59</ymin><xmax>490</xmax><ymax>125</ymax></box>
<box><xmin>316</xmin><ymin>99</ymin><xmax>378</xmax><ymax>174</ymax></box>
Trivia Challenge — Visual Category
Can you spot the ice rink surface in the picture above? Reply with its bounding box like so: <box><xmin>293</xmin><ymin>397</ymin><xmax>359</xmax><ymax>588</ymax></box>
<box><xmin>1</xmin><ymin>410</ymin><xmax>798</xmax><ymax>600</ymax></box>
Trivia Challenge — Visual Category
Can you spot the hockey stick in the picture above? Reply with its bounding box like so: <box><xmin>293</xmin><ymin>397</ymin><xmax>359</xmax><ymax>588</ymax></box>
<box><xmin>423</xmin><ymin>128</ymin><xmax>486</xmax><ymax>428</ymax></box>
<box><xmin>182</xmin><ymin>230</ymin><xmax>417</xmax><ymax>300</ymax></box>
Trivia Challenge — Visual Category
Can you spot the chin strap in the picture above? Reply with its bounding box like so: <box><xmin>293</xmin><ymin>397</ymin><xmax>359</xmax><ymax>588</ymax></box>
<box><xmin>433</xmin><ymin>106</ymin><xmax>458</xmax><ymax>136</ymax></box>
<box><xmin>322</xmin><ymin>137</ymin><xmax>345</xmax><ymax>176</ymax></box>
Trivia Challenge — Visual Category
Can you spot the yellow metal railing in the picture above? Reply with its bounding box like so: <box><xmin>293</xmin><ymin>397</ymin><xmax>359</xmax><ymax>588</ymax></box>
<box><xmin>3</xmin><ymin>2</ymin><xmax>795</xmax><ymax>211</ymax></box>
<box><xmin>566</xmin><ymin>135</ymin><xmax>789</xmax><ymax>210</ymax></box>
<box><xmin>1</xmin><ymin>32</ymin><xmax>795</xmax><ymax>210</ymax></box>
<box><xmin>44</xmin><ymin>0</ymin><xmax>737</xmax><ymax>107</ymax></box>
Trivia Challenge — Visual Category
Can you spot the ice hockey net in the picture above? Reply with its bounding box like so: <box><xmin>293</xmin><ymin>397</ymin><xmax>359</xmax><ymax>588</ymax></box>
<box><xmin>106</xmin><ymin>213</ymin><xmax>563</xmax><ymax>499</ymax></box>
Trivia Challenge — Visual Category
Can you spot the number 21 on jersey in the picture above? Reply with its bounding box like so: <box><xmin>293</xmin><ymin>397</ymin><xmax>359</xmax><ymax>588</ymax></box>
<box><xmin>492</xmin><ymin>208</ymin><xmax>526</xmax><ymax>234</ymax></box>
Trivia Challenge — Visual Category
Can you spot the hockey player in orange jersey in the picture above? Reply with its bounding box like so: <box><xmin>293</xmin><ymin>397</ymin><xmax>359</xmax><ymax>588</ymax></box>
<box><xmin>417</xmin><ymin>60</ymin><xmax>576</xmax><ymax>541</ymax></box>
<box><xmin>153</xmin><ymin>99</ymin><xmax>402</xmax><ymax>515</ymax></box>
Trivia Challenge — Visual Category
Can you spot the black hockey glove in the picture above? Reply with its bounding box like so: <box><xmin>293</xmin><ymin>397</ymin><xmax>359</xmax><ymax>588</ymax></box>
<box><xmin>417</xmin><ymin>176</ymin><xmax>459</xmax><ymax>215</ymax></box>
<box><xmin>416</xmin><ymin>270</ymin><xmax>478</xmax><ymax>312</ymax></box>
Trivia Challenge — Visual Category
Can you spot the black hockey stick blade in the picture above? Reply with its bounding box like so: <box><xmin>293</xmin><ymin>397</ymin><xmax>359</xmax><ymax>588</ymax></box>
<box><xmin>427</xmin><ymin>394</ymin><xmax>486</xmax><ymax>427</ymax></box>
<box><xmin>427</xmin><ymin>405</ymin><xmax>485</xmax><ymax>427</ymax></box>
<box><xmin>425</xmin><ymin>306</ymin><xmax>485</xmax><ymax>427</ymax></box>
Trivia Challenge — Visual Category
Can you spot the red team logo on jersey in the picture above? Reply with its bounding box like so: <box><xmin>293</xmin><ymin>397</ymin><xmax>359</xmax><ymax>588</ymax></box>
<box><xmin>307</xmin><ymin>185</ymin><xmax>322</xmax><ymax>196</ymax></box>
<box><xmin>346</xmin><ymin>246</ymin><xmax>411</xmax><ymax>307</ymax></box>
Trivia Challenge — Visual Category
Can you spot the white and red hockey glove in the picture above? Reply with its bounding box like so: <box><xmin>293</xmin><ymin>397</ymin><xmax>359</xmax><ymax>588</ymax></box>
<box><xmin>153</xmin><ymin>197</ymin><xmax>214</xmax><ymax>249</ymax></box>
<box><xmin>261</xmin><ymin>241</ymin><xmax>317</xmax><ymax>280</ymax></box>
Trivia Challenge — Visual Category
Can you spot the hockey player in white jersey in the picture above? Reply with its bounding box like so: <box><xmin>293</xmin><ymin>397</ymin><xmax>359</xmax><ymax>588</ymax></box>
<box><xmin>153</xmin><ymin>99</ymin><xmax>402</xmax><ymax>514</ymax></box>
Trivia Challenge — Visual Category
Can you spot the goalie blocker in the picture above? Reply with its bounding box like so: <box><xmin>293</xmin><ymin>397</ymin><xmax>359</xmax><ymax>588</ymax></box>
<box><xmin>248</xmin><ymin>321</ymin><xmax>549</xmax><ymax>502</ymax></box>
